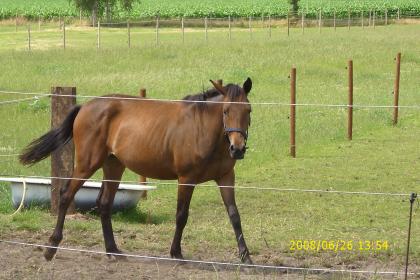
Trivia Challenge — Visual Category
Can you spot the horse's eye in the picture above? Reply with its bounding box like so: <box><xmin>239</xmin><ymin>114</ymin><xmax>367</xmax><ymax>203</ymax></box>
<box><xmin>223</xmin><ymin>110</ymin><xmax>228</xmax><ymax>115</ymax></box>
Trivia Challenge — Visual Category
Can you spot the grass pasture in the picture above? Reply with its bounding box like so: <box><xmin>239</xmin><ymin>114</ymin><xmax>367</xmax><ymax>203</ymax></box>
<box><xmin>0</xmin><ymin>22</ymin><xmax>420</xmax><ymax>278</ymax></box>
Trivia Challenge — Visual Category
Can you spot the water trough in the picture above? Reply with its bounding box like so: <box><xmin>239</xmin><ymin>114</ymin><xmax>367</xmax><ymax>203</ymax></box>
<box><xmin>0</xmin><ymin>177</ymin><xmax>156</xmax><ymax>211</ymax></box>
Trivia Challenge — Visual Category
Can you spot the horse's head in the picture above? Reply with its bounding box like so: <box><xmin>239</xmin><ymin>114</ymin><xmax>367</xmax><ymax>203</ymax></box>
<box><xmin>210</xmin><ymin>78</ymin><xmax>252</xmax><ymax>160</ymax></box>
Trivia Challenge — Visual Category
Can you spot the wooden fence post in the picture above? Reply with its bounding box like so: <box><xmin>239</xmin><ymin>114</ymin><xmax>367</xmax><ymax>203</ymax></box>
<box><xmin>139</xmin><ymin>88</ymin><xmax>148</xmax><ymax>199</ymax></box>
<box><xmin>348</xmin><ymin>60</ymin><xmax>353</xmax><ymax>140</ymax></box>
<box><xmin>393</xmin><ymin>53</ymin><xmax>402</xmax><ymax>125</ymax></box>
<box><xmin>181</xmin><ymin>17</ymin><xmax>185</xmax><ymax>43</ymax></box>
<box><xmin>97</xmin><ymin>20</ymin><xmax>100</xmax><ymax>49</ymax></box>
<box><xmin>205</xmin><ymin>17</ymin><xmax>208</xmax><ymax>41</ymax></box>
<box><xmin>373</xmin><ymin>11</ymin><xmax>376</xmax><ymax>29</ymax></box>
<box><xmin>127</xmin><ymin>20</ymin><xmax>131</xmax><ymax>48</ymax></box>
<box><xmin>15</xmin><ymin>12</ymin><xmax>18</xmax><ymax>32</ymax></box>
<box><xmin>287</xmin><ymin>13</ymin><xmax>290</xmax><ymax>36</ymax></box>
<box><xmin>156</xmin><ymin>16</ymin><xmax>159</xmax><ymax>45</ymax></box>
<box><xmin>301</xmin><ymin>11</ymin><xmax>305</xmax><ymax>34</ymax></box>
<box><xmin>51</xmin><ymin>87</ymin><xmax>77</xmax><ymax>214</ymax></box>
<box><xmin>385</xmin><ymin>9</ymin><xmax>388</xmax><ymax>25</ymax></box>
<box><xmin>334</xmin><ymin>10</ymin><xmax>336</xmax><ymax>31</ymax></box>
<box><xmin>348</xmin><ymin>9</ymin><xmax>351</xmax><ymax>30</ymax></box>
<box><xmin>290</xmin><ymin>67</ymin><xmax>296</xmax><ymax>158</ymax></box>
<box><xmin>228</xmin><ymin>15</ymin><xmax>232</xmax><ymax>40</ymax></box>
<box><xmin>28</xmin><ymin>25</ymin><xmax>31</xmax><ymax>51</ymax></box>
<box><xmin>319</xmin><ymin>9</ymin><xmax>322</xmax><ymax>33</ymax></box>
<box><xmin>362</xmin><ymin>10</ymin><xmax>364</xmax><ymax>28</ymax></box>
<box><xmin>249</xmin><ymin>16</ymin><xmax>252</xmax><ymax>38</ymax></box>
<box><xmin>63</xmin><ymin>21</ymin><xmax>66</xmax><ymax>49</ymax></box>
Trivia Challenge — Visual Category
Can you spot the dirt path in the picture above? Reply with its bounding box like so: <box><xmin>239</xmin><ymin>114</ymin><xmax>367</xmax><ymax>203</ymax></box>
<box><xmin>0</xmin><ymin>242</ymin><xmax>309</xmax><ymax>280</ymax></box>
<box><xmin>0</xmin><ymin>230</ymin><xmax>418</xmax><ymax>280</ymax></box>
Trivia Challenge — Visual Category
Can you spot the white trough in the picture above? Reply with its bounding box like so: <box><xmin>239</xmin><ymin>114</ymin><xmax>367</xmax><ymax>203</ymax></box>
<box><xmin>0</xmin><ymin>177</ymin><xmax>156</xmax><ymax>211</ymax></box>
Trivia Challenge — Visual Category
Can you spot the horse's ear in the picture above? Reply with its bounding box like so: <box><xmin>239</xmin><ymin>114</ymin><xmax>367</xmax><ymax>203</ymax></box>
<box><xmin>210</xmin><ymin>80</ymin><xmax>228</xmax><ymax>96</ymax></box>
<box><xmin>243</xmin><ymin>77</ymin><xmax>252</xmax><ymax>95</ymax></box>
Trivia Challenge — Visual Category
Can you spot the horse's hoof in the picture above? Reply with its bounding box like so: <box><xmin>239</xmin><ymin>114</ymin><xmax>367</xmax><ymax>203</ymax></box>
<box><xmin>107</xmin><ymin>249</ymin><xmax>127</xmax><ymax>261</ymax></box>
<box><xmin>242</xmin><ymin>256</ymin><xmax>253</xmax><ymax>265</ymax></box>
<box><xmin>240</xmin><ymin>252</ymin><xmax>253</xmax><ymax>265</ymax></box>
<box><xmin>44</xmin><ymin>248</ymin><xmax>57</xmax><ymax>261</ymax></box>
<box><xmin>170</xmin><ymin>251</ymin><xmax>184</xmax><ymax>260</ymax></box>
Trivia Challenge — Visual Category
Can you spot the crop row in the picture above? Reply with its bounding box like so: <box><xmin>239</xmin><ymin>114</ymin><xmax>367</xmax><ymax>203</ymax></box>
<box><xmin>0</xmin><ymin>0</ymin><xmax>419</xmax><ymax>20</ymax></box>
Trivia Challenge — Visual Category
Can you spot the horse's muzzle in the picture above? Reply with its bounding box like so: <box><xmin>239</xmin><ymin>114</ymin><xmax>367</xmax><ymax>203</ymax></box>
<box><xmin>229</xmin><ymin>145</ymin><xmax>246</xmax><ymax>160</ymax></box>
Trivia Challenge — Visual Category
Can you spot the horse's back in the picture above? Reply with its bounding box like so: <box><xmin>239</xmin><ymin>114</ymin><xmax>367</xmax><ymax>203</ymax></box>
<box><xmin>73</xmin><ymin>94</ymin><xmax>181</xmax><ymax>179</ymax></box>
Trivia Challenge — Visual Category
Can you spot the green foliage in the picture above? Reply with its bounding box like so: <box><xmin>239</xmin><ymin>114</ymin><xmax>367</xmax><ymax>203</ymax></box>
<box><xmin>0</xmin><ymin>0</ymin><xmax>419</xmax><ymax>19</ymax></box>
<box><xmin>289</xmin><ymin>0</ymin><xmax>300</xmax><ymax>13</ymax></box>
<box><xmin>70</xmin><ymin>0</ymin><xmax>136</xmax><ymax>16</ymax></box>
<box><xmin>0</xmin><ymin>183</ymin><xmax>12</xmax><ymax>214</ymax></box>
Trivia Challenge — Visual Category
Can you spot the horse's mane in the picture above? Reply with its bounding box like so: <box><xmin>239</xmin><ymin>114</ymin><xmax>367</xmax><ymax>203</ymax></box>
<box><xmin>182</xmin><ymin>84</ymin><xmax>243</xmax><ymax>109</ymax></box>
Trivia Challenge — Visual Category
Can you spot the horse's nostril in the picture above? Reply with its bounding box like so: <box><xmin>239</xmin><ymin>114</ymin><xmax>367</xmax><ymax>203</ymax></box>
<box><xmin>229</xmin><ymin>145</ymin><xmax>235</xmax><ymax>151</ymax></box>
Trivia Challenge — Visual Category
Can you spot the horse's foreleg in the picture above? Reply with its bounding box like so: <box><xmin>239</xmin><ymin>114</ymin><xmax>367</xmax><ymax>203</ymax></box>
<box><xmin>44</xmin><ymin>168</ymin><xmax>94</xmax><ymax>261</ymax></box>
<box><xmin>170</xmin><ymin>178</ymin><xmax>195</xmax><ymax>259</ymax></box>
<box><xmin>217</xmin><ymin>170</ymin><xmax>252</xmax><ymax>264</ymax></box>
<box><xmin>98</xmin><ymin>156</ymin><xmax>125</xmax><ymax>257</ymax></box>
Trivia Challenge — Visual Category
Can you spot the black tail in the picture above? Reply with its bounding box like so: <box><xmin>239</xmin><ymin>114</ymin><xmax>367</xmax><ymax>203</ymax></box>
<box><xmin>19</xmin><ymin>106</ymin><xmax>82</xmax><ymax>165</ymax></box>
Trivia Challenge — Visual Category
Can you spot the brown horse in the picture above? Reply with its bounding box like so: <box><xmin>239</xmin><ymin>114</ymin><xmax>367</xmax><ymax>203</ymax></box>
<box><xmin>20</xmin><ymin>78</ymin><xmax>253</xmax><ymax>264</ymax></box>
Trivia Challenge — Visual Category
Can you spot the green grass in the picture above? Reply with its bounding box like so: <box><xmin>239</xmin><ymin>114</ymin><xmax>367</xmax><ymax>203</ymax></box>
<box><xmin>0</xmin><ymin>23</ymin><xmax>419</xmax><ymax>274</ymax></box>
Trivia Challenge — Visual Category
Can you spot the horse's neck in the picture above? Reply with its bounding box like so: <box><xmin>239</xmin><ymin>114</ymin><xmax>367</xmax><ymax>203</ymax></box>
<box><xmin>193</xmin><ymin>103</ymin><xmax>223</xmax><ymax>137</ymax></box>
<box><xmin>182</xmin><ymin>101</ymin><xmax>226</xmax><ymax>152</ymax></box>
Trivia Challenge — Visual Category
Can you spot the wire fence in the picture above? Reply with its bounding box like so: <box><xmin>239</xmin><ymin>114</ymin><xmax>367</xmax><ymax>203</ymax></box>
<box><xmin>0</xmin><ymin>84</ymin><xmax>419</xmax><ymax>277</ymax></box>
<box><xmin>0</xmin><ymin>174</ymin><xmax>413</xmax><ymax>197</ymax></box>
<box><xmin>6</xmin><ymin>11</ymin><xmax>420</xmax><ymax>27</ymax></box>
<box><xmin>1</xmin><ymin>89</ymin><xmax>420</xmax><ymax>109</ymax></box>
<box><xmin>3</xmin><ymin>13</ymin><xmax>420</xmax><ymax>51</ymax></box>
<box><xmin>0</xmin><ymin>239</ymin><xmax>417</xmax><ymax>277</ymax></box>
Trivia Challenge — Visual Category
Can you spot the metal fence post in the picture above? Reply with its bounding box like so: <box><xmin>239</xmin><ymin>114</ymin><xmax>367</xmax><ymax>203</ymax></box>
<box><xmin>404</xmin><ymin>193</ymin><xmax>417</xmax><ymax>280</ymax></box>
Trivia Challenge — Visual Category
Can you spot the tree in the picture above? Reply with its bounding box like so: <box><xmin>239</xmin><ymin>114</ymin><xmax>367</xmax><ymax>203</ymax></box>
<box><xmin>70</xmin><ymin>0</ymin><xmax>137</xmax><ymax>25</ymax></box>
<box><xmin>288</xmin><ymin>0</ymin><xmax>300</xmax><ymax>14</ymax></box>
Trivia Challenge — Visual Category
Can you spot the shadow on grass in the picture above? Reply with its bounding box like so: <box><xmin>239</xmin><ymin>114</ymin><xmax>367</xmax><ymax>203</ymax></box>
<box><xmin>81</xmin><ymin>206</ymin><xmax>171</xmax><ymax>225</ymax></box>
<box><xmin>112</xmin><ymin>207</ymin><xmax>171</xmax><ymax>225</ymax></box>
<box><xmin>0</xmin><ymin>182</ymin><xmax>170</xmax><ymax>225</ymax></box>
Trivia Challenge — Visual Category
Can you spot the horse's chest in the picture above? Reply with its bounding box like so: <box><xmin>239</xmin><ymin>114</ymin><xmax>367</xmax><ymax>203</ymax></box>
<box><xmin>177</xmin><ymin>152</ymin><xmax>235</xmax><ymax>181</ymax></box>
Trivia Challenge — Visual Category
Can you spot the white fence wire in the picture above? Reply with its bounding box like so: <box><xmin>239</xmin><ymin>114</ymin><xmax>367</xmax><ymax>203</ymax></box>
<box><xmin>1</xmin><ymin>89</ymin><xmax>420</xmax><ymax>109</ymax></box>
<box><xmin>0</xmin><ymin>239</ymin><xmax>417</xmax><ymax>277</ymax></box>
<box><xmin>0</xmin><ymin>174</ymin><xmax>413</xmax><ymax>197</ymax></box>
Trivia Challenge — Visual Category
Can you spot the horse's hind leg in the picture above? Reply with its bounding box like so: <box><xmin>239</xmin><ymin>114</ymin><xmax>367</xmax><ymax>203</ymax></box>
<box><xmin>44</xmin><ymin>166</ymin><xmax>99</xmax><ymax>261</ymax></box>
<box><xmin>96</xmin><ymin>155</ymin><xmax>125</xmax><ymax>256</ymax></box>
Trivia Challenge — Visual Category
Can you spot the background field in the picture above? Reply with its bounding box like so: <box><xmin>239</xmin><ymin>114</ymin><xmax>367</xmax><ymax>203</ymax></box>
<box><xmin>1</xmin><ymin>0</ymin><xmax>420</xmax><ymax>19</ymax></box>
<box><xmin>0</xmin><ymin>19</ymin><xmax>419</xmax><ymax>278</ymax></box>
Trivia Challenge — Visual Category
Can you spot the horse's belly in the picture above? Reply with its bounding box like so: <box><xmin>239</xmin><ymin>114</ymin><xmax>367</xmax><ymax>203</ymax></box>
<box><xmin>127</xmin><ymin>162</ymin><xmax>178</xmax><ymax>180</ymax></box>
<box><xmin>115</xmin><ymin>150</ymin><xmax>178</xmax><ymax>180</ymax></box>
